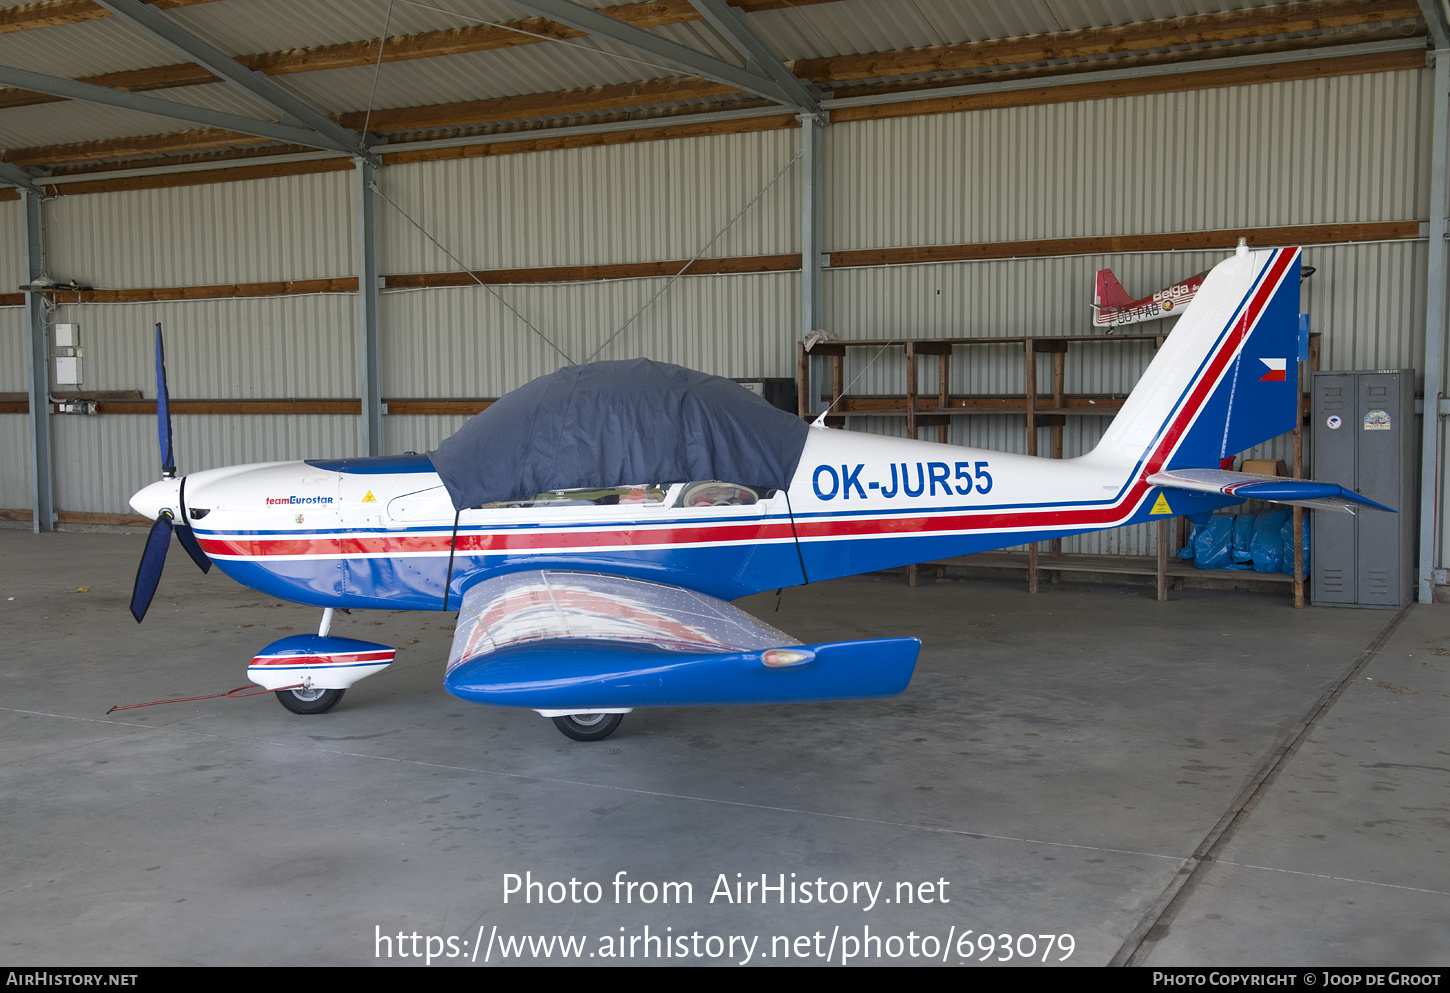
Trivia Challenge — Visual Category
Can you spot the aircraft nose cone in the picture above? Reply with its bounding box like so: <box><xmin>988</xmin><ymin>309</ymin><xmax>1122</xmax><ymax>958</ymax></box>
<box><xmin>130</xmin><ymin>477</ymin><xmax>182</xmax><ymax>521</ymax></box>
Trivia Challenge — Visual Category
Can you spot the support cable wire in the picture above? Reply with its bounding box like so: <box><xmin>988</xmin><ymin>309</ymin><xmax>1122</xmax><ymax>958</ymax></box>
<box><xmin>360</xmin><ymin>0</ymin><xmax>397</xmax><ymax>140</ymax></box>
<box><xmin>370</xmin><ymin>182</ymin><xmax>576</xmax><ymax>365</ymax></box>
<box><xmin>585</xmin><ymin>148</ymin><xmax>802</xmax><ymax>362</ymax></box>
<box><xmin>811</xmin><ymin>343</ymin><xmax>891</xmax><ymax>426</ymax></box>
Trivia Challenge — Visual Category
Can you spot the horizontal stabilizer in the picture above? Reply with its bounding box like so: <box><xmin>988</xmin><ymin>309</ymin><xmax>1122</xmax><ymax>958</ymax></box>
<box><xmin>445</xmin><ymin>570</ymin><xmax>918</xmax><ymax>709</ymax></box>
<box><xmin>1146</xmin><ymin>468</ymin><xmax>1394</xmax><ymax>514</ymax></box>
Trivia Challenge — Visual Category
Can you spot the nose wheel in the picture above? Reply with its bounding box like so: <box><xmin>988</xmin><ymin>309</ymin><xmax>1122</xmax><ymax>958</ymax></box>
<box><xmin>275</xmin><ymin>686</ymin><xmax>345</xmax><ymax>715</ymax></box>
<box><xmin>551</xmin><ymin>712</ymin><xmax>623</xmax><ymax>741</ymax></box>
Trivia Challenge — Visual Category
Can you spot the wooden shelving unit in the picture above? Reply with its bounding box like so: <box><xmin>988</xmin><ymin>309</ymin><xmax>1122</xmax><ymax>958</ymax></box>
<box><xmin>797</xmin><ymin>332</ymin><xmax>1167</xmax><ymax>439</ymax></box>
<box><xmin>797</xmin><ymin>332</ymin><xmax>1318</xmax><ymax>605</ymax></box>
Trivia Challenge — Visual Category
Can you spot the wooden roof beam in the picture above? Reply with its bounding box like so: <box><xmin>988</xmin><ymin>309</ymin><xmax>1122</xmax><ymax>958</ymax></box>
<box><xmin>791</xmin><ymin>0</ymin><xmax>1423</xmax><ymax>83</ymax></box>
<box><xmin>5</xmin><ymin>128</ymin><xmax>275</xmax><ymax>168</ymax></box>
<box><xmin>332</xmin><ymin>77</ymin><xmax>738</xmax><ymax>133</ymax></box>
<box><xmin>0</xmin><ymin>0</ymin><xmax>217</xmax><ymax>35</ymax></box>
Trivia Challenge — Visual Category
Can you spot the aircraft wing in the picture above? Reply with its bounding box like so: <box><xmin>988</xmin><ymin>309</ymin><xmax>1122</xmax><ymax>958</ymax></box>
<box><xmin>443</xmin><ymin>570</ymin><xmax>919</xmax><ymax>710</ymax></box>
<box><xmin>1146</xmin><ymin>468</ymin><xmax>1393</xmax><ymax>514</ymax></box>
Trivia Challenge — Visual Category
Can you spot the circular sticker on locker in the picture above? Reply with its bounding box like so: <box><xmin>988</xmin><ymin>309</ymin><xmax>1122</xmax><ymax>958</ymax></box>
<box><xmin>1363</xmin><ymin>409</ymin><xmax>1391</xmax><ymax>431</ymax></box>
<box><xmin>1325</xmin><ymin>415</ymin><xmax>1342</xmax><ymax>430</ymax></box>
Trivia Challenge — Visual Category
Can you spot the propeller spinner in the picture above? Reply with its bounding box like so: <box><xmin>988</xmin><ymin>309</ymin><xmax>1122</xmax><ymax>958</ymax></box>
<box><xmin>128</xmin><ymin>323</ymin><xmax>211</xmax><ymax>623</ymax></box>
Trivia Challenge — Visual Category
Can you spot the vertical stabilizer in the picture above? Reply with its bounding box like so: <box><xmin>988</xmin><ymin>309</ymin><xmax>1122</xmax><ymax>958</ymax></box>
<box><xmin>1093</xmin><ymin>268</ymin><xmax>1135</xmax><ymax>309</ymax></box>
<box><xmin>1093</xmin><ymin>247</ymin><xmax>1303</xmax><ymax>475</ymax></box>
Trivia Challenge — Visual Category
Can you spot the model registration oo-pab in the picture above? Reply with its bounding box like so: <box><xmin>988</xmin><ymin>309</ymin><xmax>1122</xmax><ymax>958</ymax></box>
<box><xmin>128</xmin><ymin>245</ymin><xmax>1388</xmax><ymax>741</ymax></box>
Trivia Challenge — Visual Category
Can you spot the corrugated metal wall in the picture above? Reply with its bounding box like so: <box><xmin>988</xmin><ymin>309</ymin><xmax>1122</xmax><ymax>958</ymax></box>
<box><xmin>46</xmin><ymin>170</ymin><xmax>355</xmax><ymax>288</ymax></box>
<box><xmin>0</xmin><ymin>308</ymin><xmax>24</xmax><ymax>393</ymax></box>
<box><xmin>0</xmin><ymin>199</ymin><xmax>24</xmax><ymax>287</ymax></box>
<box><xmin>380</xmin><ymin>130</ymin><xmax>800</xmax><ymax>274</ymax></box>
<box><xmin>0</xmin><ymin>413</ymin><xmax>28</xmax><ymax>510</ymax></box>
<box><xmin>4</xmin><ymin>68</ymin><xmax>1443</xmax><ymax>573</ymax></box>
<box><xmin>1</xmin><ymin>196</ymin><xmax>30</xmax><ymax>514</ymax></box>
<box><xmin>379</xmin><ymin>271</ymin><xmax>799</xmax><ymax>398</ymax></box>
<box><xmin>0</xmin><ymin>197</ymin><xmax>29</xmax><ymax>399</ymax></box>
<box><xmin>47</xmin><ymin>294</ymin><xmax>359</xmax><ymax>398</ymax></box>
<box><xmin>827</xmin><ymin>71</ymin><xmax>1429</xmax><ymax>248</ymax></box>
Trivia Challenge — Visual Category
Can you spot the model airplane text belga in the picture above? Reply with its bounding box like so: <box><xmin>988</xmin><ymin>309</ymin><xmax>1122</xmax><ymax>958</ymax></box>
<box><xmin>128</xmin><ymin>245</ymin><xmax>1388</xmax><ymax>740</ymax></box>
<box><xmin>1092</xmin><ymin>265</ymin><xmax>1208</xmax><ymax>329</ymax></box>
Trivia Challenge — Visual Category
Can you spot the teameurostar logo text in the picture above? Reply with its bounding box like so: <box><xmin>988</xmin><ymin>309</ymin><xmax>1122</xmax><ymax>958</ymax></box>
<box><xmin>266</xmin><ymin>495</ymin><xmax>334</xmax><ymax>506</ymax></box>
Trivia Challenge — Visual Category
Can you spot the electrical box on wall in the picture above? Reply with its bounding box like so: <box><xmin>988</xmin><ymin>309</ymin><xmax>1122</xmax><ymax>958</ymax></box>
<box><xmin>52</xmin><ymin>322</ymin><xmax>82</xmax><ymax>385</ymax></box>
<box><xmin>54</xmin><ymin>355</ymin><xmax>81</xmax><ymax>385</ymax></box>
<box><xmin>1311</xmin><ymin>370</ymin><xmax>1418</xmax><ymax>607</ymax></box>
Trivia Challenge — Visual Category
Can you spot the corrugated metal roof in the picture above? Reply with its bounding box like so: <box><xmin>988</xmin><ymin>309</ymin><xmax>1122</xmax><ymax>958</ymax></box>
<box><xmin>278</xmin><ymin>40</ymin><xmax>686</xmax><ymax>116</ymax></box>
<box><xmin>747</xmin><ymin>0</ymin><xmax>1287</xmax><ymax>59</ymax></box>
<box><xmin>0</xmin><ymin>0</ymin><xmax>1427</xmax><ymax>174</ymax></box>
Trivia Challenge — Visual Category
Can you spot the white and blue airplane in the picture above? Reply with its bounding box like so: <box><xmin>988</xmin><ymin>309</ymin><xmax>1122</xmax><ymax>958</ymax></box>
<box><xmin>128</xmin><ymin>245</ymin><xmax>1387</xmax><ymax>740</ymax></box>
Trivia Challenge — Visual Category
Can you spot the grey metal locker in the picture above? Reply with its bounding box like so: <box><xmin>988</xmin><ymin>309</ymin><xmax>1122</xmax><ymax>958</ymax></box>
<box><xmin>1310</xmin><ymin>370</ymin><xmax>1418</xmax><ymax>607</ymax></box>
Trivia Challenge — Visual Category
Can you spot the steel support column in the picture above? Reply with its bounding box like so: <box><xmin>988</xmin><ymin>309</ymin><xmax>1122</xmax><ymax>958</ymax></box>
<box><xmin>22</xmin><ymin>189</ymin><xmax>52</xmax><ymax>532</ymax></box>
<box><xmin>801</xmin><ymin>113</ymin><xmax>825</xmax><ymax>415</ymax></box>
<box><xmin>356</xmin><ymin>159</ymin><xmax>382</xmax><ymax>456</ymax></box>
<box><xmin>1421</xmin><ymin>52</ymin><xmax>1450</xmax><ymax>602</ymax></box>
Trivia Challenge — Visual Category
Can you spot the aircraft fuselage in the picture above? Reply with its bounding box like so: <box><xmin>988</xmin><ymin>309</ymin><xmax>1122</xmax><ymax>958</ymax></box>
<box><xmin>134</xmin><ymin>427</ymin><xmax>1233</xmax><ymax>612</ymax></box>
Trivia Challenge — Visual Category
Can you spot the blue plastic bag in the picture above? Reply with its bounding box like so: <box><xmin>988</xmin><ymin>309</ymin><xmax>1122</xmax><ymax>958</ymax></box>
<box><xmin>1193</xmin><ymin>515</ymin><xmax>1234</xmax><ymax>570</ymax></box>
<box><xmin>1250</xmin><ymin>508</ymin><xmax>1292</xmax><ymax>573</ymax></box>
<box><xmin>1232</xmin><ymin>513</ymin><xmax>1256</xmax><ymax>564</ymax></box>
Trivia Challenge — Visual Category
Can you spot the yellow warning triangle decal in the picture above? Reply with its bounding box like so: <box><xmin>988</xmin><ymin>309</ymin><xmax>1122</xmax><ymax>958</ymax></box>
<box><xmin>362</xmin><ymin>490</ymin><xmax>377</xmax><ymax>503</ymax></box>
<box><xmin>1150</xmin><ymin>492</ymin><xmax>1173</xmax><ymax>515</ymax></box>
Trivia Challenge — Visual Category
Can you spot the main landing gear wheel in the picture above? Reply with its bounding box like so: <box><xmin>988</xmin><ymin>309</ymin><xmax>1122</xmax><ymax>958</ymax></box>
<box><xmin>551</xmin><ymin>713</ymin><xmax>623</xmax><ymax>741</ymax></box>
<box><xmin>275</xmin><ymin>686</ymin><xmax>345</xmax><ymax>715</ymax></box>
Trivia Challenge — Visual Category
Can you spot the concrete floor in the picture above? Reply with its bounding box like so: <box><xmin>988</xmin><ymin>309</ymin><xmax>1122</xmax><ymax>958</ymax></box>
<box><xmin>1</xmin><ymin>528</ymin><xmax>1446</xmax><ymax>967</ymax></box>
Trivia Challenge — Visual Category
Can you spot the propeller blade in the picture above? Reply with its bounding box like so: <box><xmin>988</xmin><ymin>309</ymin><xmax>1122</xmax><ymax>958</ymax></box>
<box><xmin>130</xmin><ymin>513</ymin><xmax>174</xmax><ymax>623</ymax></box>
<box><xmin>155</xmin><ymin>323</ymin><xmax>175</xmax><ymax>478</ymax></box>
<box><xmin>173</xmin><ymin>521</ymin><xmax>212</xmax><ymax>574</ymax></box>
